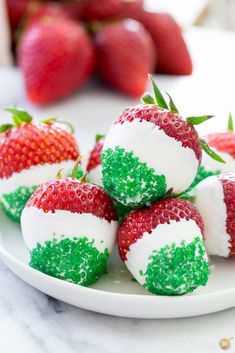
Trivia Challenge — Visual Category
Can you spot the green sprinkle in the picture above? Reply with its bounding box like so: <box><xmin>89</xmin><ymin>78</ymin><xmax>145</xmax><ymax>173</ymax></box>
<box><xmin>102</xmin><ymin>147</ymin><xmax>167</xmax><ymax>207</ymax></box>
<box><xmin>30</xmin><ymin>236</ymin><xmax>109</xmax><ymax>286</ymax></box>
<box><xmin>142</xmin><ymin>236</ymin><xmax>210</xmax><ymax>296</ymax></box>
<box><xmin>0</xmin><ymin>185</ymin><xmax>39</xmax><ymax>223</ymax></box>
<box><xmin>184</xmin><ymin>165</ymin><xmax>221</xmax><ymax>195</ymax></box>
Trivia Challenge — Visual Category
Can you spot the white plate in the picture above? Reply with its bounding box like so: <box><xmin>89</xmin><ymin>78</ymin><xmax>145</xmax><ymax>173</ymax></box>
<box><xmin>1</xmin><ymin>208</ymin><xmax>235</xmax><ymax>319</ymax></box>
<box><xmin>1</xmin><ymin>28</ymin><xmax>235</xmax><ymax>319</ymax></box>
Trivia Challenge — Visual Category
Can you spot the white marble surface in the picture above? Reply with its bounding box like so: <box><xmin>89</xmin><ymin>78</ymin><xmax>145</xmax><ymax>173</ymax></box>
<box><xmin>1</xmin><ymin>27</ymin><xmax>235</xmax><ymax>352</ymax></box>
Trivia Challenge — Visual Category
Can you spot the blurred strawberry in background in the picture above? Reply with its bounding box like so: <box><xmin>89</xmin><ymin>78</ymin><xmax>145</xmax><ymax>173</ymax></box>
<box><xmin>95</xmin><ymin>19</ymin><xmax>155</xmax><ymax>97</ymax></box>
<box><xmin>81</xmin><ymin>0</ymin><xmax>144</xmax><ymax>21</ymax></box>
<box><xmin>19</xmin><ymin>18</ymin><xmax>95</xmax><ymax>104</ymax></box>
<box><xmin>5</xmin><ymin>0</ymin><xmax>193</xmax><ymax>105</ymax></box>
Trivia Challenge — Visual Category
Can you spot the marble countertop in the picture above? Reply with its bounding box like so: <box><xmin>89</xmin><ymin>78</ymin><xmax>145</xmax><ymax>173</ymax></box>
<box><xmin>1</xmin><ymin>27</ymin><xmax>235</xmax><ymax>353</ymax></box>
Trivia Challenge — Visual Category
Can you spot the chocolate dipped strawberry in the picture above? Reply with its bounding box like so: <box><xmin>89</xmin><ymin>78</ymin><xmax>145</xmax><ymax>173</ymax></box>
<box><xmin>21</xmin><ymin>175</ymin><xmax>118</xmax><ymax>285</ymax></box>
<box><xmin>101</xmin><ymin>76</ymin><xmax>223</xmax><ymax>207</ymax></box>
<box><xmin>118</xmin><ymin>198</ymin><xmax>210</xmax><ymax>295</ymax></box>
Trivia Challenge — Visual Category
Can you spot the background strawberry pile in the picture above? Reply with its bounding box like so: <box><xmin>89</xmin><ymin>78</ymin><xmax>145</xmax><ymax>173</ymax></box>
<box><xmin>6</xmin><ymin>0</ymin><xmax>193</xmax><ymax>105</ymax></box>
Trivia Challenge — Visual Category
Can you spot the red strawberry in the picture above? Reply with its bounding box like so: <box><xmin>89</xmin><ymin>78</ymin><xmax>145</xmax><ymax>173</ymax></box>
<box><xmin>205</xmin><ymin>132</ymin><xmax>235</xmax><ymax>159</ymax></box>
<box><xmin>19</xmin><ymin>19</ymin><xmax>95</xmax><ymax>105</ymax></box>
<box><xmin>95</xmin><ymin>19</ymin><xmax>155</xmax><ymax>97</ymax></box>
<box><xmin>0</xmin><ymin>108</ymin><xmax>79</xmax><ymax>179</ymax></box>
<box><xmin>22</xmin><ymin>177</ymin><xmax>118</xmax><ymax>284</ymax></box>
<box><xmin>87</xmin><ymin>134</ymin><xmax>105</xmax><ymax>172</ymax></box>
<box><xmin>81</xmin><ymin>0</ymin><xmax>143</xmax><ymax>21</ymax></box>
<box><xmin>137</xmin><ymin>12</ymin><xmax>192</xmax><ymax>75</ymax></box>
<box><xmin>116</xmin><ymin>103</ymin><xmax>202</xmax><ymax>162</ymax></box>
<box><xmin>27</xmin><ymin>178</ymin><xmax>117</xmax><ymax>222</ymax></box>
<box><xmin>6</xmin><ymin>0</ymin><xmax>33</xmax><ymax>32</ymax></box>
<box><xmin>101</xmin><ymin>77</ymin><xmax>223</xmax><ymax>208</ymax></box>
<box><xmin>118</xmin><ymin>198</ymin><xmax>209</xmax><ymax>295</ymax></box>
<box><xmin>118</xmin><ymin>198</ymin><xmax>204</xmax><ymax>261</ymax></box>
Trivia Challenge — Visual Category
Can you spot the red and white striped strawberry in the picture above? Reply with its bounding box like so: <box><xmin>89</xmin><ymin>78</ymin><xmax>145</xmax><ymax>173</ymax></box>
<box><xmin>102</xmin><ymin>76</ymin><xmax>223</xmax><ymax>208</ymax></box>
<box><xmin>21</xmin><ymin>177</ymin><xmax>118</xmax><ymax>285</ymax></box>
<box><xmin>195</xmin><ymin>173</ymin><xmax>235</xmax><ymax>258</ymax></box>
<box><xmin>118</xmin><ymin>198</ymin><xmax>210</xmax><ymax>295</ymax></box>
<box><xmin>0</xmin><ymin>108</ymin><xmax>79</xmax><ymax>223</ymax></box>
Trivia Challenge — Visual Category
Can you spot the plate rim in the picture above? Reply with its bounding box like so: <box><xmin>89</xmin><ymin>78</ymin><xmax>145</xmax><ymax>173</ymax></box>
<box><xmin>1</xmin><ymin>231</ymin><xmax>235</xmax><ymax>319</ymax></box>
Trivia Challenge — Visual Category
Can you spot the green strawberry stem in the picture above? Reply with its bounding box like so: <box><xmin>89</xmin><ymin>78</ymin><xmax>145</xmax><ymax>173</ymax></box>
<box><xmin>148</xmin><ymin>74</ymin><xmax>168</xmax><ymax>109</ymax></box>
<box><xmin>0</xmin><ymin>108</ymin><xmax>75</xmax><ymax>134</ymax></box>
<box><xmin>0</xmin><ymin>124</ymin><xmax>14</xmax><ymax>133</ymax></box>
<box><xmin>41</xmin><ymin>117</ymin><xmax>57</xmax><ymax>124</ymax></box>
<box><xmin>56</xmin><ymin>169</ymin><xmax>64</xmax><ymax>179</ymax></box>
<box><xmin>142</xmin><ymin>76</ymin><xmax>225</xmax><ymax>164</ymax></box>
<box><xmin>228</xmin><ymin>112</ymin><xmax>234</xmax><ymax>132</ymax></box>
<box><xmin>96</xmin><ymin>134</ymin><xmax>105</xmax><ymax>142</ymax></box>
<box><xmin>165</xmin><ymin>92</ymin><xmax>179</xmax><ymax>114</ymax></box>
<box><xmin>187</xmin><ymin>115</ymin><xmax>214</xmax><ymax>125</ymax></box>
<box><xmin>200</xmin><ymin>139</ymin><xmax>225</xmax><ymax>163</ymax></box>
<box><xmin>70</xmin><ymin>156</ymin><xmax>83</xmax><ymax>178</ymax></box>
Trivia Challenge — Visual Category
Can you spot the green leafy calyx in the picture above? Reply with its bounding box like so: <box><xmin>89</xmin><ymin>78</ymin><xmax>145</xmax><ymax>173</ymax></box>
<box><xmin>200</xmin><ymin>139</ymin><xmax>226</xmax><ymax>163</ymax></box>
<box><xmin>0</xmin><ymin>107</ymin><xmax>33</xmax><ymax>133</ymax></box>
<box><xmin>228</xmin><ymin>112</ymin><xmax>234</xmax><ymax>132</ymax></box>
<box><xmin>95</xmin><ymin>134</ymin><xmax>105</xmax><ymax>142</ymax></box>
<box><xmin>187</xmin><ymin>115</ymin><xmax>213</xmax><ymax>125</ymax></box>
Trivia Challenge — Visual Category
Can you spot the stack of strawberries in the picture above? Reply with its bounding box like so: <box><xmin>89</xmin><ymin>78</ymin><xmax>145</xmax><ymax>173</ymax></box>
<box><xmin>6</xmin><ymin>0</ymin><xmax>193</xmax><ymax>105</ymax></box>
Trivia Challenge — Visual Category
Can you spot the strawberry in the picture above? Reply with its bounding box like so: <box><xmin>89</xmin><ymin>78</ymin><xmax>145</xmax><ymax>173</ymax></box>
<box><xmin>101</xmin><ymin>76</ymin><xmax>223</xmax><ymax>208</ymax></box>
<box><xmin>195</xmin><ymin>173</ymin><xmax>235</xmax><ymax>258</ymax></box>
<box><xmin>95</xmin><ymin>19</ymin><xmax>155</xmax><ymax>97</ymax></box>
<box><xmin>6</xmin><ymin>0</ymin><xmax>33</xmax><ymax>32</ymax></box>
<box><xmin>81</xmin><ymin>0</ymin><xmax>143</xmax><ymax>21</ymax></box>
<box><xmin>19</xmin><ymin>19</ymin><xmax>95</xmax><ymax>105</ymax></box>
<box><xmin>188</xmin><ymin>114</ymin><xmax>235</xmax><ymax>192</ymax></box>
<box><xmin>25</xmin><ymin>2</ymin><xmax>71</xmax><ymax>28</ymax></box>
<box><xmin>0</xmin><ymin>108</ymin><xmax>79</xmax><ymax>223</ymax></box>
<box><xmin>21</xmin><ymin>177</ymin><xmax>118</xmax><ymax>285</ymax></box>
<box><xmin>137</xmin><ymin>12</ymin><xmax>193</xmax><ymax>75</ymax></box>
<box><xmin>118</xmin><ymin>197</ymin><xmax>210</xmax><ymax>295</ymax></box>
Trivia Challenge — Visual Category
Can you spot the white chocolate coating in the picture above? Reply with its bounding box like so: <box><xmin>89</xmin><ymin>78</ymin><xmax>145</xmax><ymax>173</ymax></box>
<box><xmin>0</xmin><ymin>160</ymin><xmax>75</xmax><ymax>196</ymax></box>
<box><xmin>125</xmin><ymin>219</ymin><xmax>204</xmax><ymax>285</ymax></box>
<box><xmin>202</xmin><ymin>149</ymin><xmax>235</xmax><ymax>173</ymax></box>
<box><xmin>87</xmin><ymin>165</ymin><xmax>103</xmax><ymax>187</ymax></box>
<box><xmin>21</xmin><ymin>207</ymin><xmax>118</xmax><ymax>253</ymax></box>
<box><xmin>194</xmin><ymin>176</ymin><xmax>230</xmax><ymax>257</ymax></box>
<box><xmin>103</xmin><ymin>119</ymin><xmax>199</xmax><ymax>194</ymax></box>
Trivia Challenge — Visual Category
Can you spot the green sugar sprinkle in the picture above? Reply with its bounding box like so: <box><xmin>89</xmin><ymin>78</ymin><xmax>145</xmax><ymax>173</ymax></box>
<box><xmin>102</xmin><ymin>147</ymin><xmax>167</xmax><ymax>207</ymax></box>
<box><xmin>142</xmin><ymin>236</ymin><xmax>210</xmax><ymax>296</ymax></box>
<box><xmin>30</xmin><ymin>236</ymin><xmax>109</xmax><ymax>286</ymax></box>
<box><xmin>185</xmin><ymin>165</ymin><xmax>221</xmax><ymax>194</ymax></box>
<box><xmin>0</xmin><ymin>185</ymin><xmax>39</xmax><ymax>223</ymax></box>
